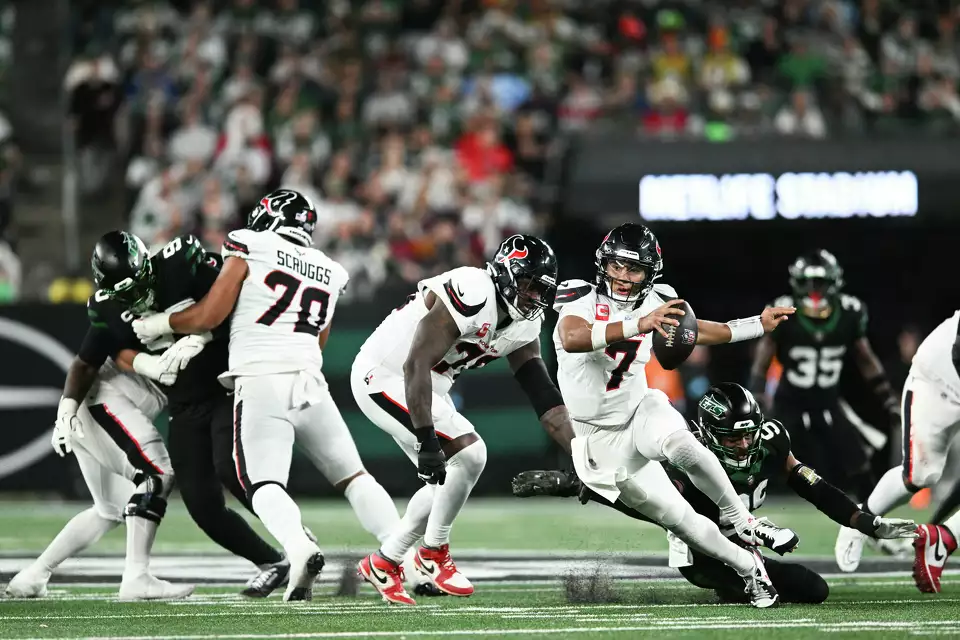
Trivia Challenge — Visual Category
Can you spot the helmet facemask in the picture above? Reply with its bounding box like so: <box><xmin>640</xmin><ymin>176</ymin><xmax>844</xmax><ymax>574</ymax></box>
<box><xmin>789</xmin><ymin>266</ymin><xmax>842</xmax><ymax>319</ymax></box>
<box><xmin>510</xmin><ymin>273</ymin><xmax>556</xmax><ymax>321</ymax></box>
<box><xmin>698</xmin><ymin>394</ymin><xmax>764</xmax><ymax>471</ymax></box>
<box><xmin>101</xmin><ymin>259</ymin><xmax>156</xmax><ymax>314</ymax></box>
<box><xmin>598</xmin><ymin>257</ymin><xmax>654</xmax><ymax>307</ymax></box>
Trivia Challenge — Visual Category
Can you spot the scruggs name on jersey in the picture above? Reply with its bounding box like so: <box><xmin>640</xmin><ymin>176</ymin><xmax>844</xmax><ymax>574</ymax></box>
<box><xmin>221</xmin><ymin>228</ymin><xmax>349</xmax><ymax>380</ymax></box>
<box><xmin>553</xmin><ymin>279</ymin><xmax>678</xmax><ymax>428</ymax></box>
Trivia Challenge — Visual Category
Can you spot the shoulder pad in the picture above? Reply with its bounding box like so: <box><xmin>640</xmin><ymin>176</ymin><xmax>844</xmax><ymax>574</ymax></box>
<box><xmin>761</xmin><ymin>418</ymin><xmax>791</xmax><ymax>458</ymax></box>
<box><xmin>554</xmin><ymin>279</ymin><xmax>594</xmax><ymax>310</ymax></box>
<box><xmin>839</xmin><ymin>294</ymin><xmax>864</xmax><ymax>313</ymax></box>
<box><xmin>433</xmin><ymin>267</ymin><xmax>490</xmax><ymax>318</ymax></box>
<box><xmin>223</xmin><ymin>229</ymin><xmax>254</xmax><ymax>258</ymax></box>
<box><xmin>87</xmin><ymin>292</ymin><xmax>110</xmax><ymax>327</ymax></box>
<box><xmin>653</xmin><ymin>283</ymin><xmax>678</xmax><ymax>299</ymax></box>
<box><xmin>771</xmin><ymin>295</ymin><xmax>794</xmax><ymax>308</ymax></box>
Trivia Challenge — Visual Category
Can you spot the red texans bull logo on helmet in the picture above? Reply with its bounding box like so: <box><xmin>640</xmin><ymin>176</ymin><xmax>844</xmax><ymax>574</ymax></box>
<box><xmin>498</xmin><ymin>236</ymin><xmax>529</xmax><ymax>264</ymax></box>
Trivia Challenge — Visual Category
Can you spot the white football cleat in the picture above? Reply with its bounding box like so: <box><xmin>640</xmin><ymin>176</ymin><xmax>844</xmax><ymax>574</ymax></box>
<box><xmin>835</xmin><ymin>526</ymin><xmax>866</xmax><ymax>573</ymax></box>
<box><xmin>118</xmin><ymin>574</ymin><xmax>195</xmax><ymax>601</ymax></box>
<box><xmin>4</xmin><ymin>565</ymin><xmax>52</xmax><ymax>598</ymax></box>
<box><xmin>868</xmin><ymin>535</ymin><xmax>914</xmax><ymax>559</ymax></box>
<box><xmin>742</xmin><ymin>549</ymin><xmax>779</xmax><ymax>609</ymax></box>
<box><xmin>283</xmin><ymin>542</ymin><xmax>324</xmax><ymax>602</ymax></box>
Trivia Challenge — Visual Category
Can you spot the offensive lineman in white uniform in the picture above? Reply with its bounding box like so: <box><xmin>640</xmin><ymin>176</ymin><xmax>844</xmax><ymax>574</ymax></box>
<box><xmin>553</xmin><ymin>223</ymin><xmax>799</xmax><ymax>608</ymax></box>
<box><xmin>352</xmin><ymin>234</ymin><xmax>574</xmax><ymax>605</ymax></box>
<box><xmin>6</xmin><ymin>312</ymin><xmax>198</xmax><ymax>600</ymax></box>
<box><xmin>132</xmin><ymin>189</ymin><xmax>403</xmax><ymax>602</ymax></box>
<box><xmin>836</xmin><ymin>310</ymin><xmax>960</xmax><ymax>594</ymax></box>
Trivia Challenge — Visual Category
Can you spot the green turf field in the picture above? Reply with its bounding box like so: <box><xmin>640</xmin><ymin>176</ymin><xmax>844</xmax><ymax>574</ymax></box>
<box><xmin>0</xmin><ymin>496</ymin><xmax>951</xmax><ymax>639</ymax></box>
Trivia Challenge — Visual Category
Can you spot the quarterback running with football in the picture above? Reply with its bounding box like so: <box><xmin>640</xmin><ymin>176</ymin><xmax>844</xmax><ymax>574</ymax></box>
<box><xmin>133</xmin><ymin>189</ymin><xmax>405</xmax><ymax>601</ymax></box>
<box><xmin>351</xmin><ymin>234</ymin><xmax>574</xmax><ymax>605</ymax></box>
<box><xmin>835</xmin><ymin>309</ymin><xmax>960</xmax><ymax>594</ymax></box>
<box><xmin>550</xmin><ymin>223</ymin><xmax>801</xmax><ymax>607</ymax></box>
<box><xmin>514</xmin><ymin>383</ymin><xmax>917</xmax><ymax>603</ymax></box>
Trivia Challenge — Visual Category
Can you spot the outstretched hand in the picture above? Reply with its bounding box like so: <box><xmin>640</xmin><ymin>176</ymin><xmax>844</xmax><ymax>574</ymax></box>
<box><xmin>761</xmin><ymin>306</ymin><xmax>795</xmax><ymax>333</ymax></box>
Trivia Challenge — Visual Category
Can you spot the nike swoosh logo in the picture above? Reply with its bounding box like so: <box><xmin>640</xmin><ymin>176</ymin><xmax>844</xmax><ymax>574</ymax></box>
<box><xmin>419</xmin><ymin>558</ymin><xmax>437</xmax><ymax>574</ymax></box>
<box><xmin>368</xmin><ymin>562</ymin><xmax>389</xmax><ymax>585</ymax></box>
<box><xmin>934</xmin><ymin>536</ymin><xmax>945</xmax><ymax>562</ymax></box>
<box><xmin>456</xmin><ymin>284</ymin><xmax>465</xmax><ymax>297</ymax></box>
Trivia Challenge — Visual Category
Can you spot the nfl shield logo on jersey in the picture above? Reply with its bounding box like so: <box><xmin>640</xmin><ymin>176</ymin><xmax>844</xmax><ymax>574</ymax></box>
<box><xmin>596</xmin><ymin>304</ymin><xmax>610</xmax><ymax>321</ymax></box>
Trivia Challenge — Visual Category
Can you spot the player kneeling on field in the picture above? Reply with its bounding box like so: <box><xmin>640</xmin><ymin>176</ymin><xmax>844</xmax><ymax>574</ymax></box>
<box><xmin>513</xmin><ymin>383</ymin><xmax>918</xmax><ymax>604</ymax></box>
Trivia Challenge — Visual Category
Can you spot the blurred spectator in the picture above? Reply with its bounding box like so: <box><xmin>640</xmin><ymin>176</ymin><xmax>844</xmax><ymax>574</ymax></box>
<box><xmin>0</xmin><ymin>239</ymin><xmax>19</xmax><ymax>303</ymax></box>
<box><xmin>774</xmin><ymin>89</ymin><xmax>827</xmax><ymax>138</ymax></box>
<box><xmin>65</xmin><ymin>51</ymin><xmax>122</xmax><ymax>194</ymax></box>
<box><xmin>50</xmin><ymin>0</ymin><xmax>955</xmax><ymax>309</ymax></box>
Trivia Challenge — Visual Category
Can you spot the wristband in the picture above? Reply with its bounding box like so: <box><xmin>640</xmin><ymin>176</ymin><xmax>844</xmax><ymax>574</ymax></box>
<box><xmin>852</xmin><ymin>511</ymin><xmax>878</xmax><ymax>536</ymax></box>
<box><xmin>57</xmin><ymin>397</ymin><xmax>80</xmax><ymax>420</ymax></box>
<box><xmin>414</xmin><ymin>426</ymin><xmax>438</xmax><ymax>443</ymax></box>
<box><xmin>591</xmin><ymin>321</ymin><xmax>609</xmax><ymax>350</ymax></box>
<box><xmin>726</xmin><ymin>316</ymin><xmax>764</xmax><ymax>343</ymax></box>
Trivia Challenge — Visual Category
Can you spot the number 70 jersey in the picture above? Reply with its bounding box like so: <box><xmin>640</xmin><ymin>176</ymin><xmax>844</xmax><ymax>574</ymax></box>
<box><xmin>552</xmin><ymin>279</ymin><xmax>678</xmax><ymax>428</ymax></box>
<box><xmin>221</xmin><ymin>229</ymin><xmax>349</xmax><ymax>379</ymax></box>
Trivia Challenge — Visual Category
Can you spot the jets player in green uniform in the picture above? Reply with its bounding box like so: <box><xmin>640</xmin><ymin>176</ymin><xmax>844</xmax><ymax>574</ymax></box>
<box><xmin>512</xmin><ymin>383</ymin><xmax>917</xmax><ymax>603</ymax></box>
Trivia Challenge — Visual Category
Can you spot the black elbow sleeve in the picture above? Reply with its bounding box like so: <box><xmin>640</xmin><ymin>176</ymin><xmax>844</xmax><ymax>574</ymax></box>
<box><xmin>788</xmin><ymin>463</ymin><xmax>861</xmax><ymax>528</ymax></box>
<box><xmin>514</xmin><ymin>358</ymin><xmax>564</xmax><ymax>418</ymax></box>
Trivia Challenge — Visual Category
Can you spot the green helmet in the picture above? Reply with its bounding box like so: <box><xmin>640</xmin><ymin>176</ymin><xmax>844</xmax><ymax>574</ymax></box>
<box><xmin>91</xmin><ymin>231</ymin><xmax>156</xmax><ymax>313</ymax></box>
<box><xmin>697</xmin><ymin>382</ymin><xmax>764</xmax><ymax>471</ymax></box>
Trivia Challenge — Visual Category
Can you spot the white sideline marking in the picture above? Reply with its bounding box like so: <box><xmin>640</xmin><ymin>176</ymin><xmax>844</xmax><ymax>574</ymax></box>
<box><xmin>5</xmin><ymin>620</ymin><xmax>960</xmax><ymax>640</ymax></box>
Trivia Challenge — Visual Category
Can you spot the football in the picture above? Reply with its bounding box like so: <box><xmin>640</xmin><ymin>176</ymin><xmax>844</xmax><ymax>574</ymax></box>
<box><xmin>651</xmin><ymin>299</ymin><xmax>698</xmax><ymax>370</ymax></box>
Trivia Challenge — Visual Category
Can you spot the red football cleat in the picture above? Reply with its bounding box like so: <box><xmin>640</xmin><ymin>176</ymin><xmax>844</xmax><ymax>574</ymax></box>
<box><xmin>414</xmin><ymin>544</ymin><xmax>474</xmax><ymax>597</ymax></box>
<box><xmin>358</xmin><ymin>553</ymin><xmax>416</xmax><ymax>606</ymax></box>
<box><xmin>913</xmin><ymin>524</ymin><xmax>956</xmax><ymax>594</ymax></box>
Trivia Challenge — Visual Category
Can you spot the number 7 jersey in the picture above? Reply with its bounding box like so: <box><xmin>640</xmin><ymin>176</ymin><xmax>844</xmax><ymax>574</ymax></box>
<box><xmin>221</xmin><ymin>229</ymin><xmax>349</xmax><ymax>379</ymax></box>
<box><xmin>552</xmin><ymin>279</ymin><xmax>677</xmax><ymax>428</ymax></box>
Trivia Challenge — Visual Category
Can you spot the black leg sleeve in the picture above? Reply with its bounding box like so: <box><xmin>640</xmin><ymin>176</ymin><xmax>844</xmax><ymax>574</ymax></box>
<box><xmin>762</xmin><ymin>556</ymin><xmax>829</xmax><ymax>604</ymax></box>
<box><xmin>209</xmin><ymin>394</ymin><xmax>255</xmax><ymax>512</ymax></box>
<box><xmin>168</xmin><ymin>401</ymin><xmax>283</xmax><ymax>566</ymax></box>
<box><xmin>679</xmin><ymin>552</ymin><xmax>748</xmax><ymax>603</ymax></box>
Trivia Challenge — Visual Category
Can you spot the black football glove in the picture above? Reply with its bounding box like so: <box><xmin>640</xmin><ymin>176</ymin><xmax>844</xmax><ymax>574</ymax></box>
<box><xmin>416</xmin><ymin>434</ymin><xmax>446</xmax><ymax>485</ymax></box>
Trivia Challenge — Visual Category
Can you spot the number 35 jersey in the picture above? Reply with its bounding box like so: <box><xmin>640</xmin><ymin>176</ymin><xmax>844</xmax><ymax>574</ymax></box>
<box><xmin>552</xmin><ymin>279</ymin><xmax>677</xmax><ymax>429</ymax></box>
<box><xmin>769</xmin><ymin>293</ymin><xmax>868</xmax><ymax>410</ymax></box>
<box><xmin>357</xmin><ymin>266</ymin><xmax>542</xmax><ymax>398</ymax></box>
<box><xmin>221</xmin><ymin>229</ymin><xmax>349</xmax><ymax>379</ymax></box>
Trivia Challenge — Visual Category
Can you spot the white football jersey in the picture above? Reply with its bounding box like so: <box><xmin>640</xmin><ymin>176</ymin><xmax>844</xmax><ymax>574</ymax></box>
<box><xmin>552</xmin><ymin>279</ymin><xmax>678</xmax><ymax>428</ymax></box>
<box><xmin>913</xmin><ymin>309</ymin><xmax>960</xmax><ymax>395</ymax></box>
<box><xmin>221</xmin><ymin>228</ymin><xmax>349</xmax><ymax>379</ymax></box>
<box><xmin>357</xmin><ymin>266</ymin><xmax>542</xmax><ymax>398</ymax></box>
<box><xmin>89</xmin><ymin>359</ymin><xmax>166</xmax><ymax>421</ymax></box>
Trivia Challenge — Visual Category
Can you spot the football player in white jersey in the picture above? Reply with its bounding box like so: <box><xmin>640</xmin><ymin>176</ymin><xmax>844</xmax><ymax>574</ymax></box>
<box><xmin>552</xmin><ymin>223</ymin><xmax>798</xmax><ymax>608</ymax></box>
<box><xmin>835</xmin><ymin>310</ymin><xmax>960</xmax><ymax>593</ymax></box>
<box><xmin>6</xmin><ymin>306</ymin><xmax>196</xmax><ymax>600</ymax></box>
<box><xmin>132</xmin><ymin>189</ymin><xmax>404</xmax><ymax>602</ymax></box>
<box><xmin>351</xmin><ymin>234</ymin><xmax>574</xmax><ymax>605</ymax></box>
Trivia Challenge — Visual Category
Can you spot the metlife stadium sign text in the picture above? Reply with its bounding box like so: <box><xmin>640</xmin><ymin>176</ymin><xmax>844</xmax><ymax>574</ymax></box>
<box><xmin>638</xmin><ymin>171</ymin><xmax>919</xmax><ymax>222</ymax></box>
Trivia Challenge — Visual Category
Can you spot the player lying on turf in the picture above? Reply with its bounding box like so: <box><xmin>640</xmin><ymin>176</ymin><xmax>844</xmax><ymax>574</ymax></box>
<box><xmin>839</xmin><ymin>309</ymin><xmax>960</xmax><ymax>592</ymax></box>
<box><xmin>131</xmin><ymin>189</ymin><xmax>432</xmax><ymax>601</ymax></box>
<box><xmin>550</xmin><ymin>223</ymin><xmax>805</xmax><ymax>608</ymax></box>
<box><xmin>5</xmin><ymin>313</ymin><xmax>191</xmax><ymax>601</ymax></box>
<box><xmin>350</xmin><ymin>234</ymin><xmax>574</xmax><ymax>605</ymax></box>
<box><xmin>513</xmin><ymin>383</ymin><xmax>918</xmax><ymax>603</ymax></box>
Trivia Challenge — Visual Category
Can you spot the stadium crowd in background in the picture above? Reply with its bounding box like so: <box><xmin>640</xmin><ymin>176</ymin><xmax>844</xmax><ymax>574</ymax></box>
<box><xmin>54</xmin><ymin>0</ymin><xmax>960</xmax><ymax>306</ymax></box>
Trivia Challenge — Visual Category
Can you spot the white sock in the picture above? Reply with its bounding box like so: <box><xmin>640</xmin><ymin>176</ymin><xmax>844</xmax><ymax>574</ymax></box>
<box><xmin>35</xmin><ymin>507</ymin><xmax>118</xmax><ymax>574</ymax></box>
<box><xmin>380</xmin><ymin>484</ymin><xmax>435</xmax><ymax>563</ymax></box>
<box><xmin>344</xmin><ymin>473</ymin><xmax>400</xmax><ymax>543</ymax></box>
<box><xmin>669</xmin><ymin>503</ymin><xmax>754</xmax><ymax>576</ymax></box>
<box><xmin>942</xmin><ymin>510</ymin><xmax>960</xmax><ymax>542</ymax></box>
<box><xmin>123</xmin><ymin>516</ymin><xmax>159</xmax><ymax>579</ymax></box>
<box><xmin>424</xmin><ymin>440</ymin><xmax>486</xmax><ymax>549</ymax></box>
<box><xmin>666</xmin><ymin>433</ymin><xmax>751</xmax><ymax>532</ymax></box>
<box><xmin>251</xmin><ymin>484</ymin><xmax>311</xmax><ymax>553</ymax></box>
<box><xmin>865</xmin><ymin>467</ymin><xmax>914</xmax><ymax>515</ymax></box>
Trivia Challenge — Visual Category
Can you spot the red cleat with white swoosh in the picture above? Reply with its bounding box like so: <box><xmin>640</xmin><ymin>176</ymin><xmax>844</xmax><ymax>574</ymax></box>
<box><xmin>413</xmin><ymin>544</ymin><xmax>474</xmax><ymax>597</ymax></box>
<box><xmin>358</xmin><ymin>553</ymin><xmax>416</xmax><ymax>606</ymax></box>
<box><xmin>913</xmin><ymin>524</ymin><xmax>957</xmax><ymax>594</ymax></box>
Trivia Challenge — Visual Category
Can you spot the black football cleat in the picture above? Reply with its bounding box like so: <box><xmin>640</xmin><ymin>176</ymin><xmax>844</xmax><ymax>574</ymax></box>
<box><xmin>241</xmin><ymin>560</ymin><xmax>290</xmax><ymax>598</ymax></box>
<box><xmin>511</xmin><ymin>470</ymin><xmax>581</xmax><ymax>498</ymax></box>
<box><xmin>413</xmin><ymin>581</ymin><xmax>447</xmax><ymax>597</ymax></box>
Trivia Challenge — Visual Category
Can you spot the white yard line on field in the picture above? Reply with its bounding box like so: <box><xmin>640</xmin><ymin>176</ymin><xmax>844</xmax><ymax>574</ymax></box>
<box><xmin>4</xmin><ymin>620</ymin><xmax>960</xmax><ymax>640</ymax></box>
